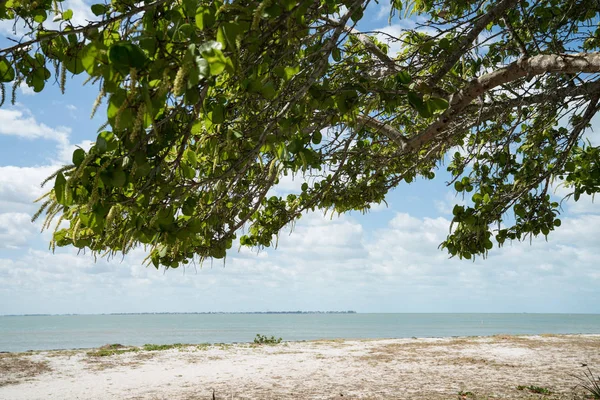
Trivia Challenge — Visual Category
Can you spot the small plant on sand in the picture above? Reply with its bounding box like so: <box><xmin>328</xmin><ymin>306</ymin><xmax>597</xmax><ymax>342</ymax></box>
<box><xmin>517</xmin><ymin>385</ymin><xmax>552</xmax><ymax>395</ymax></box>
<box><xmin>142</xmin><ymin>343</ymin><xmax>185</xmax><ymax>351</ymax></box>
<box><xmin>254</xmin><ymin>334</ymin><xmax>282</xmax><ymax>345</ymax></box>
<box><xmin>101</xmin><ymin>343</ymin><xmax>125</xmax><ymax>349</ymax></box>
<box><xmin>458</xmin><ymin>390</ymin><xmax>475</xmax><ymax>399</ymax></box>
<box><xmin>87</xmin><ymin>347</ymin><xmax>139</xmax><ymax>357</ymax></box>
<box><xmin>573</xmin><ymin>367</ymin><xmax>600</xmax><ymax>399</ymax></box>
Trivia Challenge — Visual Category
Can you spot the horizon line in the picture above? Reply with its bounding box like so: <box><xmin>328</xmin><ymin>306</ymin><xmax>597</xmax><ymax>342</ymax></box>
<box><xmin>2</xmin><ymin>311</ymin><xmax>600</xmax><ymax>317</ymax></box>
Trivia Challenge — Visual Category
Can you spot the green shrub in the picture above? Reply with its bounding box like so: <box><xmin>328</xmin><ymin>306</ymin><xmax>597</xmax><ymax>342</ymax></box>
<box><xmin>253</xmin><ymin>334</ymin><xmax>282</xmax><ymax>345</ymax></box>
<box><xmin>87</xmin><ymin>347</ymin><xmax>139</xmax><ymax>357</ymax></box>
<box><xmin>142</xmin><ymin>343</ymin><xmax>184</xmax><ymax>351</ymax></box>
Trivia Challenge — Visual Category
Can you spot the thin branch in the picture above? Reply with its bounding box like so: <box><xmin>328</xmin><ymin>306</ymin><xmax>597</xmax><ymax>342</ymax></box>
<box><xmin>325</xmin><ymin>18</ymin><xmax>400</xmax><ymax>73</ymax></box>
<box><xmin>355</xmin><ymin>115</ymin><xmax>408</xmax><ymax>149</ymax></box>
<box><xmin>427</xmin><ymin>0</ymin><xmax>520</xmax><ymax>87</ymax></box>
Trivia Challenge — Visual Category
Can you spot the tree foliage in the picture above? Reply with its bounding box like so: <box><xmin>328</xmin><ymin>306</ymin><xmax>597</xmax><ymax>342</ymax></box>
<box><xmin>1</xmin><ymin>0</ymin><xmax>599</xmax><ymax>267</ymax></box>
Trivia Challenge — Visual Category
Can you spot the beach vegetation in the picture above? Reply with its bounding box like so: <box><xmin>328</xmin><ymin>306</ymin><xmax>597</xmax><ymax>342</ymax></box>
<box><xmin>142</xmin><ymin>343</ymin><xmax>186</xmax><ymax>351</ymax></box>
<box><xmin>0</xmin><ymin>354</ymin><xmax>51</xmax><ymax>387</ymax></box>
<box><xmin>573</xmin><ymin>367</ymin><xmax>600</xmax><ymax>399</ymax></box>
<box><xmin>457</xmin><ymin>391</ymin><xmax>475</xmax><ymax>399</ymax></box>
<box><xmin>516</xmin><ymin>385</ymin><xmax>552</xmax><ymax>395</ymax></box>
<box><xmin>86</xmin><ymin>347</ymin><xmax>140</xmax><ymax>357</ymax></box>
<box><xmin>0</xmin><ymin>0</ymin><xmax>598</xmax><ymax>265</ymax></box>
<box><xmin>254</xmin><ymin>334</ymin><xmax>283</xmax><ymax>345</ymax></box>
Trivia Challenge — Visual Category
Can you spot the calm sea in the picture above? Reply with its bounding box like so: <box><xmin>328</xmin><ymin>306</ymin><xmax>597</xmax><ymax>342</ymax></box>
<box><xmin>1</xmin><ymin>313</ymin><xmax>599</xmax><ymax>353</ymax></box>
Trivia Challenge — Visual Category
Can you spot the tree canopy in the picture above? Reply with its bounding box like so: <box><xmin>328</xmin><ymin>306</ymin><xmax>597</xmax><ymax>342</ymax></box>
<box><xmin>1</xmin><ymin>0</ymin><xmax>599</xmax><ymax>268</ymax></box>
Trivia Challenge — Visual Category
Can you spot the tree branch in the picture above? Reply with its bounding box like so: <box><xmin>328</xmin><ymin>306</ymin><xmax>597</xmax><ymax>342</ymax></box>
<box><xmin>355</xmin><ymin>115</ymin><xmax>408</xmax><ymax>149</ymax></box>
<box><xmin>324</xmin><ymin>18</ymin><xmax>400</xmax><ymax>73</ymax></box>
<box><xmin>464</xmin><ymin>80</ymin><xmax>600</xmax><ymax>115</ymax></box>
<box><xmin>427</xmin><ymin>0</ymin><xmax>520</xmax><ymax>86</ymax></box>
<box><xmin>408</xmin><ymin>52</ymin><xmax>600</xmax><ymax>152</ymax></box>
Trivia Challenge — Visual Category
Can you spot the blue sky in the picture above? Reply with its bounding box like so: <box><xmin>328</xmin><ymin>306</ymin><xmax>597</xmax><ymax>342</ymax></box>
<box><xmin>0</xmin><ymin>1</ymin><xmax>599</xmax><ymax>315</ymax></box>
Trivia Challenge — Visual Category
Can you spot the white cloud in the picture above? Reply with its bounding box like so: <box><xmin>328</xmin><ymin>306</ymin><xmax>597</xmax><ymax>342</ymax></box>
<box><xmin>0</xmin><ymin>106</ymin><xmax>92</xmax><ymax>164</ymax></box>
<box><xmin>0</xmin><ymin>165</ymin><xmax>58</xmax><ymax>214</ymax></box>
<box><xmin>2</xmin><ymin>205</ymin><xmax>599</xmax><ymax>315</ymax></box>
<box><xmin>0</xmin><ymin>213</ymin><xmax>37</xmax><ymax>249</ymax></box>
<box><xmin>0</xmin><ymin>108</ymin><xmax>70</xmax><ymax>146</ymax></box>
<box><xmin>375</xmin><ymin>3</ymin><xmax>391</xmax><ymax>20</ymax></box>
<box><xmin>19</xmin><ymin>83</ymin><xmax>36</xmax><ymax>96</ymax></box>
<box><xmin>435</xmin><ymin>191</ymin><xmax>466</xmax><ymax>215</ymax></box>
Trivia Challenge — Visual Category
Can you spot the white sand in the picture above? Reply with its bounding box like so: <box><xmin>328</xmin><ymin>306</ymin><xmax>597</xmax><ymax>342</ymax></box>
<box><xmin>1</xmin><ymin>335</ymin><xmax>599</xmax><ymax>399</ymax></box>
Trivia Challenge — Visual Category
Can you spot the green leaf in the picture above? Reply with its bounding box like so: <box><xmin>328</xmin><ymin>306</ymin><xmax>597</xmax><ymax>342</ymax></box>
<box><xmin>72</xmin><ymin>148</ymin><xmax>85</xmax><ymax>166</ymax></box>
<box><xmin>407</xmin><ymin>91</ymin><xmax>431</xmax><ymax>118</ymax></box>
<box><xmin>91</xmin><ymin>4</ymin><xmax>108</xmax><ymax>16</ymax></box>
<box><xmin>395</xmin><ymin>71</ymin><xmax>411</xmax><ymax>85</ymax></box>
<box><xmin>261</xmin><ymin>81</ymin><xmax>276</xmax><ymax>99</ymax></box>
<box><xmin>195</xmin><ymin>6</ymin><xmax>216</xmax><ymax>30</ymax></box>
<box><xmin>64</xmin><ymin>44</ymin><xmax>85</xmax><ymax>74</ymax></box>
<box><xmin>427</xmin><ymin>97</ymin><xmax>449</xmax><ymax>112</ymax></box>
<box><xmin>62</xmin><ymin>9</ymin><xmax>73</xmax><ymax>21</ymax></box>
<box><xmin>96</xmin><ymin>130</ymin><xmax>117</xmax><ymax>153</ymax></box>
<box><xmin>82</xmin><ymin>43</ymin><xmax>107</xmax><ymax>75</ymax></box>
<box><xmin>312</xmin><ymin>131</ymin><xmax>322</xmax><ymax>145</ymax></box>
<box><xmin>284</xmin><ymin>66</ymin><xmax>299</xmax><ymax>80</ymax></box>
<box><xmin>0</xmin><ymin>57</ymin><xmax>15</xmax><ymax>82</ymax></box>
<box><xmin>110</xmin><ymin>168</ymin><xmax>126</xmax><ymax>187</ymax></box>
<box><xmin>199</xmin><ymin>42</ymin><xmax>231</xmax><ymax>76</ymax></box>
<box><xmin>332</xmin><ymin>47</ymin><xmax>341</xmax><ymax>62</ymax></box>
<box><xmin>33</xmin><ymin>10</ymin><xmax>47</xmax><ymax>23</ymax></box>
<box><xmin>109</xmin><ymin>42</ymin><xmax>147</xmax><ymax>69</ymax></box>
<box><xmin>54</xmin><ymin>172</ymin><xmax>67</xmax><ymax>205</ymax></box>
<box><xmin>553</xmin><ymin>219</ymin><xmax>562</xmax><ymax>227</ymax></box>
<box><xmin>439</xmin><ymin>37</ymin><xmax>450</xmax><ymax>50</ymax></box>
<box><xmin>181</xmin><ymin>163</ymin><xmax>196</xmax><ymax>179</ymax></box>
<box><xmin>210</xmin><ymin>104</ymin><xmax>225</xmax><ymax>124</ymax></box>
<box><xmin>30</xmin><ymin>75</ymin><xmax>45</xmax><ymax>92</ymax></box>
<box><xmin>219</xmin><ymin>22</ymin><xmax>243</xmax><ymax>50</ymax></box>
<box><xmin>185</xmin><ymin>149</ymin><xmax>197</xmax><ymax>167</ymax></box>
<box><xmin>195</xmin><ymin>56</ymin><xmax>209</xmax><ymax>79</ymax></box>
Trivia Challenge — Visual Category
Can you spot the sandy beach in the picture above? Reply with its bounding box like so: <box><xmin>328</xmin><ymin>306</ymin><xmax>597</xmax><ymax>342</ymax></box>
<box><xmin>1</xmin><ymin>334</ymin><xmax>599</xmax><ymax>399</ymax></box>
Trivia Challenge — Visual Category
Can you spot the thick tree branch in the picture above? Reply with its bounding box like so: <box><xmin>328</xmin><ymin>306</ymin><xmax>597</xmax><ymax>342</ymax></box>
<box><xmin>464</xmin><ymin>80</ymin><xmax>600</xmax><ymax>115</ymax></box>
<box><xmin>409</xmin><ymin>52</ymin><xmax>600</xmax><ymax>152</ymax></box>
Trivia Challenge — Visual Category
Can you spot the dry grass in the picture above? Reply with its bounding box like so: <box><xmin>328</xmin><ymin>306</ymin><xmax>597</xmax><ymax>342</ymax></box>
<box><xmin>0</xmin><ymin>354</ymin><xmax>51</xmax><ymax>387</ymax></box>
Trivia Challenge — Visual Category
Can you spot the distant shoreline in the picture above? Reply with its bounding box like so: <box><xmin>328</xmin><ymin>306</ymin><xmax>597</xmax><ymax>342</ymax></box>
<box><xmin>0</xmin><ymin>311</ymin><xmax>358</xmax><ymax>317</ymax></box>
<box><xmin>3</xmin><ymin>311</ymin><xmax>600</xmax><ymax>317</ymax></box>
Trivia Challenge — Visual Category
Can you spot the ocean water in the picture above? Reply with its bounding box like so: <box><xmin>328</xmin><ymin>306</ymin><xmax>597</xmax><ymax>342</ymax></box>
<box><xmin>1</xmin><ymin>313</ymin><xmax>599</xmax><ymax>353</ymax></box>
